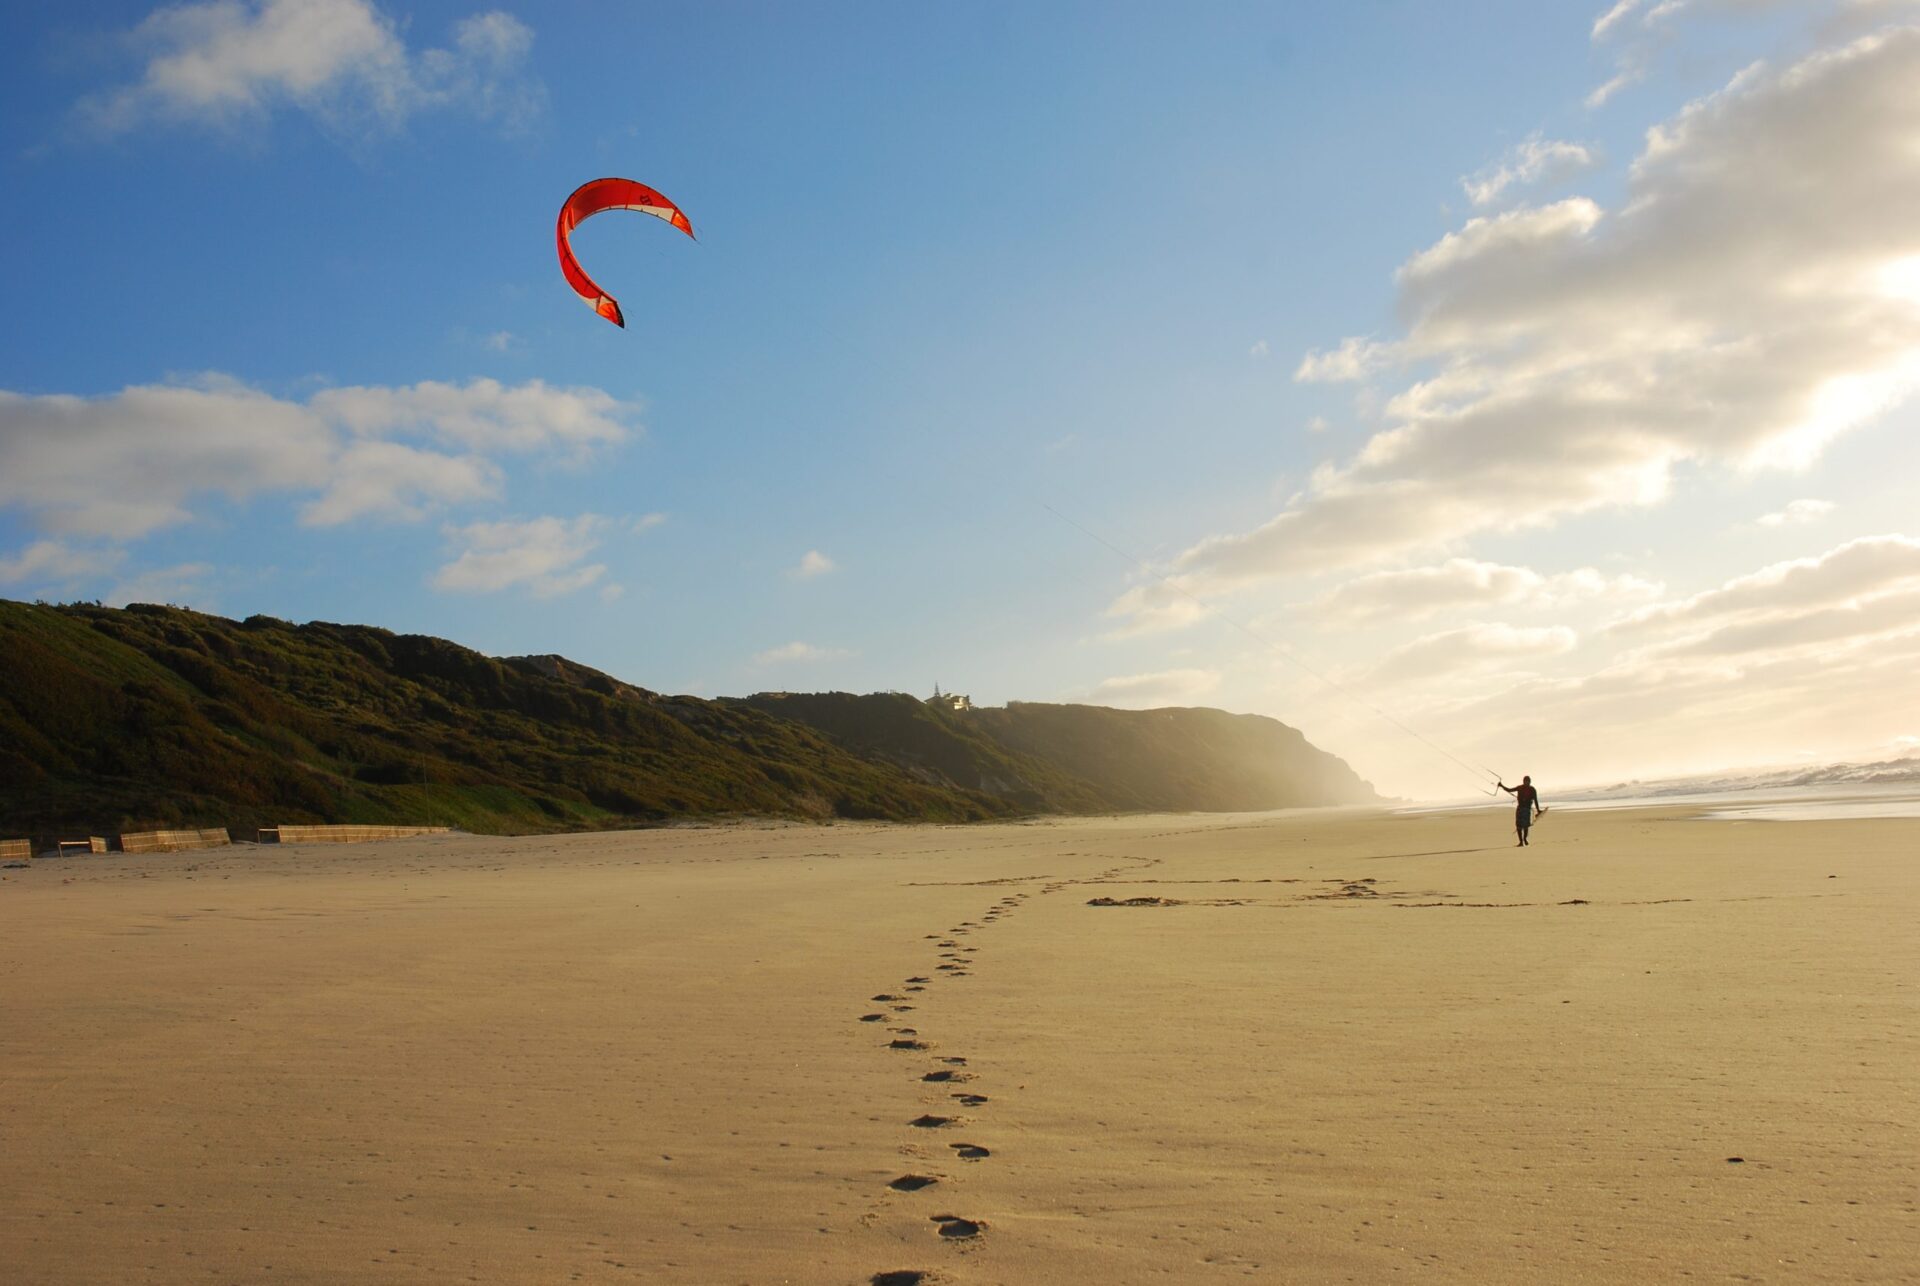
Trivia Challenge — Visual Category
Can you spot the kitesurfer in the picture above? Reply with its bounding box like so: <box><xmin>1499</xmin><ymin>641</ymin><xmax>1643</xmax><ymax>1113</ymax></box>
<box><xmin>1498</xmin><ymin>776</ymin><xmax>1543</xmax><ymax>846</ymax></box>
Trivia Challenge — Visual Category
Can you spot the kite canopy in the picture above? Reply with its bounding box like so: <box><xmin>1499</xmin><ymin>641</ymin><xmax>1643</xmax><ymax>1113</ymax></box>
<box><xmin>555</xmin><ymin>178</ymin><xmax>694</xmax><ymax>328</ymax></box>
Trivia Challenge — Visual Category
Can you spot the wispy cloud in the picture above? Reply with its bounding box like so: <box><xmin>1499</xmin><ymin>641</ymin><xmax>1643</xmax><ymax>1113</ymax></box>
<box><xmin>1310</xmin><ymin>558</ymin><xmax>1662</xmax><ymax>625</ymax></box>
<box><xmin>0</xmin><ymin>540</ymin><xmax>126</xmax><ymax>586</ymax></box>
<box><xmin>1367</xmin><ymin>622</ymin><xmax>1577</xmax><ymax>687</ymax></box>
<box><xmin>432</xmin><ymin>514</ymin><xmax>611</xmax><ymax>598</ymax></box>
<box><xmin>77</xmin><ymin>0</ymin><xmax>544</xmax><ymax>140</ymax></box>
<box><xmin>1293</xmin><ymin>335</ymin><xmax>1395</xmax><ymax>384</ymax></box>
<box><xmin>1460</xmin><ymin>134</ymin><xmax>1598</xmax><ymax>206</ymax></box>
<box><xmin>790</xmin><ymin>549</ymin><xmax>836</xmax><ymax>580</ymax></box>
<box><xmin>1756</xmin><ymin>497</ymin><xmax>1834</xmax><ymax>527</ymax></box>
<box><xmin>1088</xmin><ymin>668</ymin><xmax>1221</xmax><ymax>707</ymax></box>
<box><xmin>752</xmin><ymin>640</ymin><xmax>853</xmax><ymax>665</ymax></box>
<box><xmin>311</xmin><ymin>377</ymin><xmax>631</xmax><ymax>456</ymax></box>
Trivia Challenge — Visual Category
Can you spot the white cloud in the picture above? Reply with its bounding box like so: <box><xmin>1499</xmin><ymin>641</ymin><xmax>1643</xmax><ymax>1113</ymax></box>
<box><xmin>791</xmin><ymin>549</ymin><xmax>836</xmax><ymax>579</ymax></box>
<box><xmin>1294</xmin><ymin>335</ymin><xmax>1395</xmax><ymax>383</ymax></box>
<box><xmin>752</xmin><ymin>640</ymin><xmax>852</xmax><ymax>665</ymax></box>
<box><xmin>0</xmin><ymin>540</ymin><xmax>126</xmax><ymax>585</ymax></box>
<box><xmin>1661</xmin><ymin>587</ymin><xmax>1920</xmax><ymax>658</ymax></box>
<box><xmin>1585</xmin><ymin>0</ymin><xmax>1811</xmax><ymax>111</ymax></box>
<box><xmin>0</xmin><ymin>374</ymin><xmax>639</xmax><ymax>541</ymax></box>
<box><xmin>1088</xmin><ymin>668</ymin><xmax>1222</xmax><ymax>707</ymax></box>
<box><xmin>632</xmin><ymin>512</ymin><xmax>667</xmax><ymax>533</ymax></box>
<box><xmin>0</xmin><ymin>377</ymin><xmax>335</xmax><ymax>539</ymax></box>
<box><xmin>482</xmin><ymin>330</ymin><xmax>515</xmax><ymax>352</ymax></box>
<box><xmin>1757</xmin><ymin>497</ymin><xmax>1834</xmax><ymax>527</ymax></box>
<box><xmin>1305</xmin><ymin>415</ymin><xmax>1331</xmax><ymax>434</ymax></box>
<box><xmin>1249</xmin><ymin>339</ymin><xmax>1270</xmax><ymax>359</ymax></box>
<box><xmin>1102</xmin><ymin>581</ymin><xmax>1212</xmax><ymax>638</ymax></box>
<box><xmin>1311</xmin><ymin>558</ymin><xmax>1661</xmax><ymax>625</ymax></box>
<box><xmin>79</xmin><ymin>0</ymin><xmax>543</xmax><ymax>139</ymax></box>
<box><xmin>310</xmin><ymin>378</ymin><xmax>631</xmax><ymax>455</ymax></box>
<box><xmin>1368</xmin><ymin>622</ymin><xmax>1577</xmax><ymax>686</ymax></box>
<box><xmin>301</xmin><ymin>439</ymin><xmax>499</xmax><ymax>526</ymax></box>
<box><xmin>1592</xmin><ymin>0</ymin><xmax>1650</xmax><ymax>41</ymax></box>
<box><xmin>1111</xmin><ymin>30</ymin><xmax>1920</xmax><ymax>628</ymax></box>
<box><xmin>1585</xmin><ymin>69</ymin><xmax>1642</xmax><ymax>109</ymax></box>
<box><xmin>1461</xmin><ymin>134</ymin><xmax>1599</xmax><ymax>207</ymax></box>
<box><xmin>1613</xmin><ymin>534</ymin><xmax>1920</xmax><ymax>634</ymax></box>
<box><xmin>432</xmin><ymin>514</ymin><xmax>609</xmax><ymax>598</ymax></box>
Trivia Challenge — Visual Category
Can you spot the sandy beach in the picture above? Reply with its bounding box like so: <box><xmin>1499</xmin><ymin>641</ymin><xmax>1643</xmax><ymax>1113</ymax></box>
<box><xmin>2</xmin><ymin>806</ymin><xmax>1914</xmax><ymax>1284</ymax></box>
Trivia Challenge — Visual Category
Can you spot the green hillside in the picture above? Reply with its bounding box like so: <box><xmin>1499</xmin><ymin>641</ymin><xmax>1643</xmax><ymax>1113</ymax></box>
<box><xmin>0</xmin><ymin>600</ymin><xmax>1376</xmax><ymax>842</ymax></box>
<box><xmin>0</xmin><ymin>601</ymin><xmax>1007</xmax><ymax>839</ymax></box>
<box><xmin>974</xmin><ymin>701</ymin><xmax>1378</xmax><ymax>811</ymax></box>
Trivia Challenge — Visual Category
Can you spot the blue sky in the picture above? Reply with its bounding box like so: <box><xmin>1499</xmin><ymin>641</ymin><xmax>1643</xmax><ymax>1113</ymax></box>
<box><xmin>5</xmin><ymin>0</ymin><xmax>1920</xmax><ymax>799</ymax></box>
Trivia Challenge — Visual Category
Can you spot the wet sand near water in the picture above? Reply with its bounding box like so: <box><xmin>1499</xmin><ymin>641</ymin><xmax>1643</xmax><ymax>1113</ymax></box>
<box><xmin>2</xmin><ymin>806</ymin><xmax>1915</xmax><ymax>1283</ymax></box>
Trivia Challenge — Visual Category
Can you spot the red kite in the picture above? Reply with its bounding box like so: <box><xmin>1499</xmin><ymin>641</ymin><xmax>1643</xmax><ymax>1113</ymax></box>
<box><xmin>556</xmin><ymin>178</ymin><xmax>694</xmax><ymax>328</ymax></box>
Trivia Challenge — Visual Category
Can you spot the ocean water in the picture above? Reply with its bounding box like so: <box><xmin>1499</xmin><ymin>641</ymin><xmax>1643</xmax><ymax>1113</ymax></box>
<box><xmin>1399</xmin><ymin>781</ymin><xmax>1920</xmax><ymax>822</ymax></box>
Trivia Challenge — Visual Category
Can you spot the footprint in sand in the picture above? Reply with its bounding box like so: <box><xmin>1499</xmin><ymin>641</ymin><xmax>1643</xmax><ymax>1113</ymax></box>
<box><xmin>948</xmin><ymin>1143</ymin><xmax>989</xmax><ymax>1160</ymax></box>
<box><xmin>930</xmin><ymin>1215</ymin><xmax>985</xmax><ymax>1239</ymax></box>
<box><xmin>903</xmin><ymin>985</ymin><xmax>926</xmax><ymax>992</ymax></box>
<box><xmin>888</xmin><ymin>1174</ymin><xmax>940</xmax><ymax>1192</ymax></box>
<box><xmin>870</xmin><ymin>1273</ymin><xmax>928</xmax><ymax>1286</ymax></box>
<box><xmin>872</xmin><ymin>994</ymin><xmax>902</xmax><ymax>1002</ymax></box>
<box><xmin>940</xmin><ymin>1056</ymin><xmax>968</xmax><ymax>1065</ymax></box>
<box><xmin>890</xmin><ymin>1039</ymin><xmax>929</xmax><ymax>1050</ymax></box>
<box><xmin>951</xmin><ymin>1093</ymin><xmax>988</xmax><ymax>1106</ymax></box>
<box><xmin>905</xmin><ymin>976</ymin><xmax>931</xmax><ymax>984</ymax></box>
<box><xmin>909</xmin><ymin>1114</ymin><xmax>957</xmax><ymax>1128</ymax></box>
<box><xmin>891</xmin><ymin>1027</ymin><xmax>919</xmax><ymax>1036</ymax></box>
<box><xmin>922</xmin><ymin>1070</ymin><xmax>969</xmax><ymax>1083</ymax></box>
<box><xmin>859</xmin><ymin>1013</ymin><xmax>886</xmax><ymax>1022</ymax></box>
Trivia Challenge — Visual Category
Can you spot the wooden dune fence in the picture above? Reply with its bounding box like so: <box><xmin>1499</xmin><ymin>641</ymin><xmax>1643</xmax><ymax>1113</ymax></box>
<box><xmin>260</xmin><ymin>825</ymin><xmax>451</xmax><ymax>845</ymax></box>
<box><xmin>57</xmin><ymin>837</ymin><xmax>108</xmax><ymax>856</ymax></box>
<box><xmin>117</xmin><ymin>828</ymin><xmax>231</xmax><ymax>855</ymax></box>
<box><xmin>1</xmin><ymin>838</ymin><xmax>31</xmax><ymax>865</ymax></box>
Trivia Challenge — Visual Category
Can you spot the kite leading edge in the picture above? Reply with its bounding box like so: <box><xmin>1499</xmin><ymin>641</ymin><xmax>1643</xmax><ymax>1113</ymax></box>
<box><xmin>555</xmin><ymin>178</ymin><xmax>694</xmax><ymax>329</ymax></box>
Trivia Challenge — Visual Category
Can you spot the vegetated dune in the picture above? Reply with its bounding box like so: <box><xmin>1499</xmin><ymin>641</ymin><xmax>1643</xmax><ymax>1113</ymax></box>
<box><xmin>0</xmin><ymin>600</ymin><xmax>1374</xmax><ymax>839</ymax></box>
